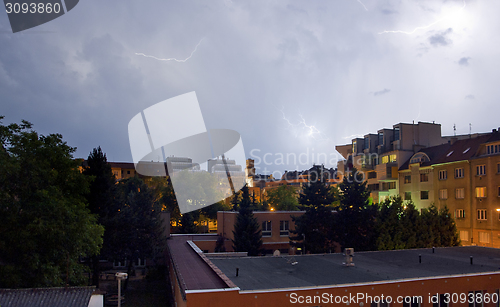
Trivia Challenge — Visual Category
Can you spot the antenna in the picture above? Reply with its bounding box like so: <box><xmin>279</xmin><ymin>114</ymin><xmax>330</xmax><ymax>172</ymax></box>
<box><xmin>453</xmin><ymin>124</ymin><xmax>456</xmax><ymax>136</ymax></box>
<box><xmin>469</xmin><ymin>123</ymin><xmax>472</xmax><ymax>136</ymax></box>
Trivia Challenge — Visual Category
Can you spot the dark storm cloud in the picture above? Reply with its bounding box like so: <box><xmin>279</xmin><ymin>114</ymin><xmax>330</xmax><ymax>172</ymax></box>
<box><xmin>429</xmin><ymin>28</ymin><xmax>453</xmax><ymax>47</ymax></box>
<box><xmin>2</xmin><ymin>0</ymin><xmax>500</xmax><ymax>174</ymax></box>
<box><xmin>458</xmin><ymin>57</ymin><xmax>471</xmax><ymax>66</ymax></box>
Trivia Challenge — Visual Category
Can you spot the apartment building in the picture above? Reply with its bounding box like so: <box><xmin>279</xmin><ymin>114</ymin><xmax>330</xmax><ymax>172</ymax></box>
<box><xmin>336</xmin><ymin>122</ymin><xmax>445</xmax><ymax>203</ymax></box>
<box><xmin>399</xmin><ymin>129</ymin><xmax>500</xmax><ymax>248</ymax></box>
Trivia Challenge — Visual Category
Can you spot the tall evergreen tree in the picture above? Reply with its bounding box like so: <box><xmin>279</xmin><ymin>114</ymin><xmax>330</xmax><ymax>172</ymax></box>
<box><xmin>290</xmin><ymin>165</ymin><xmax>335</xmax><ymax>254</ymax></box>
<box><xmin>333</xmin><ymin>167</ymin><xmax>376</xmax><ymax>251</ymax></box>
<box><xmin>82</xmin><ymin>146</ymin><xmax>115</xmax><ymax>287</ymax></box>
<box><xmin>232</xmin><ymin>185</ymin><xmax>262</xmax><ymax>256</ymax></box>
<box><xmin>375</xmin><ymin>196</ymin><xmax>405</xmax><ymax>250</ymax></box>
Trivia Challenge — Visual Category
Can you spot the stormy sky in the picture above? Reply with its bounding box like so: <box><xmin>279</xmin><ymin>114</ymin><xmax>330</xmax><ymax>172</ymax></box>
<box><xmin>1</xmin><ymin>0</ymin><xmax>497</xmax><ymax>176</ymax></box>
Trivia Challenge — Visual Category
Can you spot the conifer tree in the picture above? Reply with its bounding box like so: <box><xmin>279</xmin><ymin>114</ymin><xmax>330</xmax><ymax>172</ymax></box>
<box><xmin>232</xmin><ymin>185</ymin><xmax>262</xmax><ymax>256</ymax></box>
<box><xmin>290</xmin><ymin>165</ymin><xmax>335</xmax><ymax>254</ymax></box>
<box><xmin>334</xmin><ymin>167</ymin><xmax>376</xmax><ymax>251</ymax></box>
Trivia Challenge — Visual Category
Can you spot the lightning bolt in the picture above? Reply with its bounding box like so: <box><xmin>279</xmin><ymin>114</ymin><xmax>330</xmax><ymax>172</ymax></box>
<box><xmin>135</xmin><ymin>38</ymin><xmax>205</xmax><ymax>62</ymax></box>
<box><xmin>279</xmin><ymin>107</ymin><xmax>331</xmax><ymax>142</ymax></box>
<box><xmin>356</xmin><ymin>0</ymin><xmax>368</xmax><ymax>11</ymax></box>
<box><xmin>378</xmin><ymin>0</ymin><xmax>466</xmax><ymax>35</ymax></box>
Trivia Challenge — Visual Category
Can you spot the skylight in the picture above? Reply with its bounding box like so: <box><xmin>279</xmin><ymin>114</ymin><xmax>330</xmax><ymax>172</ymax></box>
<box><xmin>463</xmin><ymin>147</ymin><xmax>470</xmax><ymax>154</ymax></box>
<box><xmin>446</xmin><ymin>151</ymin><xmax>454</xmax><ymax>157</ymax></box>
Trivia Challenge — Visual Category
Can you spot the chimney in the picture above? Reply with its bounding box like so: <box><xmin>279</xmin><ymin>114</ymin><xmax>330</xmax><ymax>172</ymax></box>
<box><xmin>450</xmin><ymin>137</ymin><xmax>458</xmax><ymax>145</ymax></box>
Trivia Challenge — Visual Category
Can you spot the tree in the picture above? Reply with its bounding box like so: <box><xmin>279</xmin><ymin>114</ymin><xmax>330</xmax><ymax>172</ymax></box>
<box><xmin>290</xmin><ymin>165</ymin><xmax>335</xmax><ymax>254</ymax></box>
<box><xmin>82</xmin><ymin>146</ymin><xmax>115</xmax><ymax>287</ymax></box>
<box><xmin>266</xmin><ymin>185</ymin><xmax>299</xmax><ymax>211</ymax></box>
<box><xmin>0</xmin><ymin>117</ymin><xmax>104</xmax><ymax>288</ymax></box>
<box><xmin>105</xmin><ymin>176</ymin><xmax>165</xmax><ymax>290</ymax></box>
<box><xmin>232</xmin><ymin>185</ymin><xmax>262</xmax><ymax>256</ymax></box>
<box><xmin>333</xmin><ymin>167</ymin><xmax>377</xmax><ymax>251</ymax></box>
<box><xmin>375</xmin><ymin>196</ymin><xmax>405</xmax><ymax>250</ymax></box>
<box><xmin>178</xmin><ymin>212</ymin><xmax>199</xmax><ymax>234</ymax></box>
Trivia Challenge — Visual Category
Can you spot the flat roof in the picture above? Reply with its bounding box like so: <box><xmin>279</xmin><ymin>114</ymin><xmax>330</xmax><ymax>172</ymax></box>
<box><xmin>208</xmin><ymin>246</ymin><xmax>500</xmax><ymax>291</ymax></box>
<box><xmin>167</xmin><ymin>235</ymin><xmax>228</xmax><ymax>291</ymax></box>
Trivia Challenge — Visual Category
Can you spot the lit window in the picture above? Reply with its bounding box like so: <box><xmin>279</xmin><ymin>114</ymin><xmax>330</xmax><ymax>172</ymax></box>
<box><xmin>476</xmin><ymin>187</ymin><xmax>487</xmax><ymax>198</ymax></box>
<box><xmin>455</xmin><ymin>209</ymin><xmax>465</xmax><ymax>219</ymax></box>
<box><xmin>280</xmin><ymin>220</ymin><xmax>289</xmax><ymax>236</ymax></box>
<box><xmin>420</xmin><ymin>173</ymin><xmax>429</xmax><ymax>182</ymax></box>
<box><xmin>389</xmin><ymin>154</ymin><xmax>397</xmax><ymax>162</ymax></box>
<box><xmin>421</xmin><ymin>191</ymin><xmax>429</xmax><ymax>200</ymax></box>
<box><xmin>404</xmin><ymin>175</ymin><xmax>411</xmax><ymax>184</ymax></box>
<box><xmin>438</xmin><ymin>170</ymin><xmax>447</xmax><ymax>180</ymax></box>
<box><xmin>439</xmin><ymin>189</ymin><xmax>448</xmax><ymax>200</ymax></box>
<box><xmin>459</xmin><ymin>230</ymin><xmax>468</xmax><ymax>241</ymax></box>
<box><xmin>477</xmin><ymin>209</ymin><xmax>487</xmax><ymax>220</ymax></box>
<box><xmin>455</xmin><ymin>188</ymin><xmax>465</xmax><ymax>199</ymax></box>
<box><xmin>455</xmin><ymin>168</ymin><xmax>464</xmax><ymax>178</ymax></box>
<box><xmin>262</xmin><ymin>221</ymin><xmax>272</xmax><ymax>237</ymax></box>
<box><xmin>476</xmin><ymin>165</ymin><xmax>486</xmax><ymax>176</ymax></box>
<box><xmin>479</xmin><ymin>232</ymin><xmax>490</xmax><ymax>243</ymax></box>
<box><xmin>381</xmin><ymin>156</ymin><xmax>389</xmax><ymax>164</ymax></box>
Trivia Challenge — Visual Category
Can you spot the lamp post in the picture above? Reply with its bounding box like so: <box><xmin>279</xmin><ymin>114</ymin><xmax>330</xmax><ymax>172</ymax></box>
<box><xmin>115</xmin><ymin>272</ymin><xmax>128</xmax><ymax>307</ymax></box>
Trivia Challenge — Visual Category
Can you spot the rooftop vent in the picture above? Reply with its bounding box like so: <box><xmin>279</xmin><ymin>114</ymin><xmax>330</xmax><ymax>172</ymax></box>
<box><xmin>343</xmin><ymin>248</ymin><xmax>355</xmax><ymax>267</ymax></box>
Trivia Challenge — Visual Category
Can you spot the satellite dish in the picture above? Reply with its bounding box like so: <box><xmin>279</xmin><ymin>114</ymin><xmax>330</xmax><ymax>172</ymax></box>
<box><xmin>273</xmin><ymin>250</ymin><xmax>281</xmax><ymax>257</ymax></box>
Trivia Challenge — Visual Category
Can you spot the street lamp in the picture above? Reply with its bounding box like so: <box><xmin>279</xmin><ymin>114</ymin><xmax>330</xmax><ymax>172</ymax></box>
<box><xmin>115</xmin><ymin>272</ymin><xmax>128</xmax><ymax>307</ymax></box>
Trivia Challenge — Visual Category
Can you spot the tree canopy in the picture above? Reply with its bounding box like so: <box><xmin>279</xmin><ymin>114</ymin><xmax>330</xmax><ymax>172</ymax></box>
<box><xmin>266</xmin><ymin>185</ymin><xmax>299</xmax><ymax>211</ymax></box>
<box><xmin>0</xmin><ymin>117</ymin><xmax>104</xmax><ymax>288</ymax></box>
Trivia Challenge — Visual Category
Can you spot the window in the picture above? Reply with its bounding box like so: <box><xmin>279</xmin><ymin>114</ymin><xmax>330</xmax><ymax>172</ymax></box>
<box><xmin>368</xmin><ymin>172</ymin><xmax>377</xmax><ymax>179</ymax></box>
<box><xmin>459</xmin><ymin>230</ymin><xmax>468</xmax><ymax>241</ymax></box>
<box><xmin>262</xmin><ymin>221</ymin><xmax>272</xmax><ymax>237</ymax></box>
<box><xmin>404</xmin><ymin>175</ymin><xmax>411</xmax><ymax>184</ymax></box>
<box><xmin>469</xmin><ymin>290</ymin><xmax>485</xmax><ymax>307</ymax></box>
<box><xmin>405</xmin><ymin>192</ymin><xmax>412</xmax><ymax>200</ymax></box>
<box><xmin>381</xmin><ymin>155</ymin><xmax>389</xmax><ymax>164</ymax></box>
<box><xmin>280</xmin><ymin>220</ymin><xmax>289</xmax><ymax>236</ymax></box>
<box><xmin>433</xmin><ymin>294</ymin><xmax>449</xmax><ymax>307</ymax></box>
<box><xmin>479</xmin><ymin>232</ymin><xmax>490</xmax><ymax>243</ymax></box>
<box><xmin>438</xmin><ymin>170</ymin><xmax>447</xmax><ymax>180</ymax></box>
<box><xmin>456</xmin><ymin>188</ymin><xmax>465</xmax><ymax>199</ymax></box>
<box><xmin>127</xmin><ymin>170</ymin><xmax>131</xmax><ymax>174</ymax></box>
<box><xmin>487</xmin><ymin>144</ymin><xmax>500</xmax><ymax>155</ymax></box>
<box><xmin>455</xmin><ymin>209</ymin><xmax>465</xmax><ymax>219</ymax></box>
<box><xmin>498</xmin><ymin>186</ymin><xmax>500</xmax><ymax>197</ymax></box>
<box><xmin>477</xmin><ymin>209</ymin><xmax>487</xmax><ymax>221</ymax></box>
<box><xmin>455</xmin><ymin>168</ymin><xmax>464</xmax><ymax>178</ymax></box>
<box><xmin>498</xmin><ymin>163</ymin><xmax>500</xmax><ymax>174</ymax></box>
<box><xmin>439</xmin><ymin>189</ymin><xmax>448</xmax><ymax>200</ymax></box>
<box><xmin>476</xmin><ymin>187</ymin><xmax>487</xmax><ymax>198</ymax></box>
<box><xmin>389</xmin><ymin>154</ymin><xmax>397</xmax><ymax>162</ymax></box>
<box><xmin>420</xmin><ymin>173</ymin><xmax>429</xmax><ymax>182</ymax></box>
<box><xmin>421</xmin><ymin>191</ymin><xmax>429</xmax><ymax>200</ymax></box>
<box><xmin>476</xmin><ymin>165</ymin><xmax>486</xmax><ymax>176</ymax></box>
<box><xmin>403</xmin><ymin>298</ymin><xmax>422</xmax><ymax>307</ymax></box>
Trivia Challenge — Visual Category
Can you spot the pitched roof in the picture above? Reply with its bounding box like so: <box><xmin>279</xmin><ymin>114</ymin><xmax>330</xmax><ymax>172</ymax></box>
<box><xmin>400</xmin><ymin>133</ymin><xmax>494</xmax><ymax>170</ymax></box>
<box><xmin>0</xmin><ymin>287</ymin><xmax>94</xmax><ymax>307</ymax></box>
